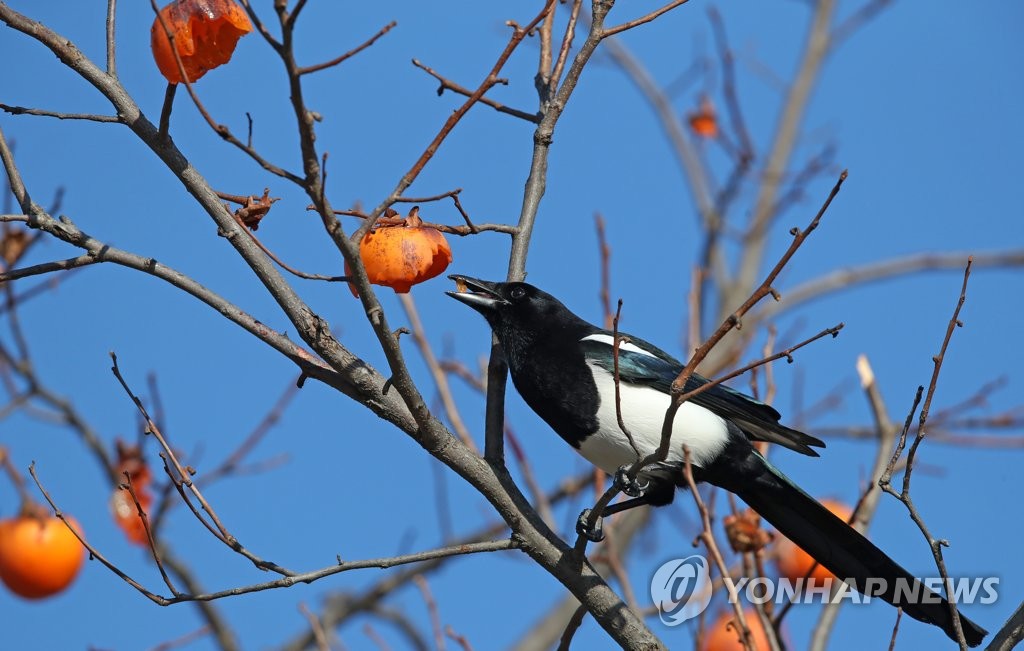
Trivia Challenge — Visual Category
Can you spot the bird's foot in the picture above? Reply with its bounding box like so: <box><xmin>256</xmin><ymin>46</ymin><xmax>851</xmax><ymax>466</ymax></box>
<box><xmin>614</xmin><ymin>465</ymin><xmax>648</xmax><ymax>498</ymax></box>
<box><xmin>575</xmin><ymin>509</ymin><xmax>605</xmax><ymax>542</ymax></box>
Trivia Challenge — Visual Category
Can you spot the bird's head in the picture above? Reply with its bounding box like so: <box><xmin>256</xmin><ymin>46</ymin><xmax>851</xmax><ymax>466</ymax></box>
<box><xmin>446</xmin><ymin>275</ymin><xmax>583</xmax><ymax>351</ymax></box>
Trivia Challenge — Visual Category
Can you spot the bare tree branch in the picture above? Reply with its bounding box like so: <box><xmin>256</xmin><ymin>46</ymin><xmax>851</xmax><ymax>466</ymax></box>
<box><xmin>986</xmin><ymin>599</ymin><xmax>1024</xmax><ymax>651</ymax></box>
<box><xmin>807</xmin><ymin>354</ymin><xmax>899</xmax><ymax>650</ymax></box>
<box><xmin>0</xmin><ymin>104</ymin><xmax>121</xmax><ymax>122</ymax></box>
<box><xmin>298</xmin><ymin>21</ymin><xmax>397</xmax><ymax>76</ymax></box>
<box><xmin>879</xmin><ymin>259</ymin><xmax>975</xmax><ymax>650</ymax></box>
<box><xmin>601</xmin><ymin>0</ymin><xmax>691</xmax><ymax>38</ymax></box>
<box><xmin>729</xmin><ymin>0</ymin><xmax>836</xmax><ymax>315</ymax></box>
<box><xmin>412</xmin><ymin>59</ymin><xmax>541</xmax><ymax>124</ymax></box>
<box><xmin>755</xmin><ymin>250</ymin><xmax>1024</xmax><ymax>322</ymax></box>
<box><xmin>0</xmin><ymin>253</ymin><xmax>99</xmax><ymax>281</ymax></box>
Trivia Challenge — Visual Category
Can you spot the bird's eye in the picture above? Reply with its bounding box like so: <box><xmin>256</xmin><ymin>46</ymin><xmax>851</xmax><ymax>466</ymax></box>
<box><xmin>510</xmin><ymin>286</ymin><xmax>526</xmax><ymax>300</ymax></box>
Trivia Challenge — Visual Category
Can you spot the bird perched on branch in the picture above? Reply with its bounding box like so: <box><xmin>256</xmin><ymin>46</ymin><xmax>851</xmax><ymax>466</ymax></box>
<box><xmin>448</xmin><ymin>275</ymin><xmax>986</xmax><ymax>647</ymax></box>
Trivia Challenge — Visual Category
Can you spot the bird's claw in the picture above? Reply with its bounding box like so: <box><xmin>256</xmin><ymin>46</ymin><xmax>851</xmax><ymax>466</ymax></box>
<box><xmin>576</xmin><ymin>509</ymin><xmax>605</xmax><ymax>542</ymax></box>
<box><xmin>614</xmin><ymin>465</ymin><xmax>648</xmax><ymax>498</ymax></box>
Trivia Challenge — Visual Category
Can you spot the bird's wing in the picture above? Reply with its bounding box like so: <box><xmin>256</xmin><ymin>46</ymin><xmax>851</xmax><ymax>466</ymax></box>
<box><xmin>580</xmin><ymin>334</ymin><xmax>824</xmax><ymax>456</ymax></box>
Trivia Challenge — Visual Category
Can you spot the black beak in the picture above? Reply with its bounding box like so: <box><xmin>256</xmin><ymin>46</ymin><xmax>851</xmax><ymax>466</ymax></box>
<box><xmin>446</xmin><ymin>275</ymin><xmax>507</xmax><ymax>313</ymax></box>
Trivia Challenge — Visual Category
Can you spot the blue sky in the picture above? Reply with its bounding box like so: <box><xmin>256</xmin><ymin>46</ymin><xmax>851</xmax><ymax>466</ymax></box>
<box><xmin>1</xmin><ymin>1</ymin><xmax>1022</xmax><ymax>650</ymax></box>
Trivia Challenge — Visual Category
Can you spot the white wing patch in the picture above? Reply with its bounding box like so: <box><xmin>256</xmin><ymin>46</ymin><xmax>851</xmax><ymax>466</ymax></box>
<box><xmin>578</xmin><ymin>363</ymin><xmax>730</xmax><ymax>474</ymax></box>
<box><xmin>580</xmin><ymin>333</ymin><xmax>658</xmax><ymax>359</ymax></box>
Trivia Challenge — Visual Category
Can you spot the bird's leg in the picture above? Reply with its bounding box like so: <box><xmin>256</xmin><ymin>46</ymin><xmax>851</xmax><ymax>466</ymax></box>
<box><xmin>613</xmin><ymin>464</ymin><xmax>648</xmax><ymax>498</ymax></box>
<box><xmin>575</xmin><ymin>509</ymin><xmax>605</xmax><ymax>542</ymax></box>
<box><xmin>602</xmin><ymin>494</ymin><xmax>658</xmax><ymax>517</ymax></box>
<box><xmin>575</xmin><ymin>491</ymin><xmax>665</xmax><ymax>542</ymax></box>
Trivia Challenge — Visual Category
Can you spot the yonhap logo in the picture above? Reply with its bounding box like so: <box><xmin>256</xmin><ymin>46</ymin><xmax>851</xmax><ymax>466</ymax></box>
<box><xmin>650</xmin><ymin>555</ymin><xmax>712</xmax><ymax>626</ymax></box>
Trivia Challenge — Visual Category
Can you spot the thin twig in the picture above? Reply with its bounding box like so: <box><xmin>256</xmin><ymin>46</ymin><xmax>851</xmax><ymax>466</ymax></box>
<box><xmin>203</xmin><ymin>377</ymin><xmax>301</xmax><ymax>483</ymax></box>
<box><xmin>731</xmin><ymin>0</ymin><xmax>836</xmax><ymax>311</ymax></box>
<box><xmin>705</xmin><ymin>323</ymin><xmax>843</xmax><ymax>396</ymax></box>
<box><xmin>687</xmin><ymin>266</ymin><xmax>704</xmax><ymax>358</ymax></box>
<box><xmin>549</xmin><ymin>0</ymin><xmax>583</xmax><ymax>95</ymax></box>
<box><xmin>601</xmin><ymin>0</ymin><xmax>691</xmax><ymax>38</ymax></box>
<box><xmin>536</xmin><ymin>0</ymin><xmax>553</xmax><ymax>96</ymax></box>
<box><xmin>158</xmin><ymin>83</ymin><xmax>177</xmax><ymax>141</ymax></box>
<box><xmin>557</xmin><ymin>604</ymin><xmax>588</xmax><ymax>651</ymax></box>
<box><xmin>0</xmin><ymin>254</ymin><xmax>99</xmax><ymax>282</ymax></box>
<box><xmin>445</xmin><ymin>625</ymin><xmax>474</xmax><ymax>651</ymax></box>
<box><xmin>147</xmin><ymin>626</ymin><xmax>212</xmax><ymax>651</ymax></box>
<box><xmin>30</xmin><ymin>473</ymin><xmax>521</xmax><ymax>607</ymax></box>
<box><xmin>170</xmin><ymin>538</ymin><xmax>519</xmax><ymax>604</ymax></box>
<box><xmin>0</xmin><ymin>446</ymin><xmax>34</xmax><ymax>507</ymax></box>
<box><xmin>879</xmin><ymin>258</ymin><xmax>974</xmax><ymax>650</ymax></box>
<box><xmin>888</xmin><ymin>608</ymin><xmax>903</xmax><ymax>651</ymax></box>
<box><xmin>831</xmin><ymin>0</ymin><xmax>894</xmax><ymax>48</ymax></box>
<box><xmin>122</xmin><ymin>471</ymin><xmax>180</xmax><ymax>596</ymax></box>
<box><xmin>412</xmin><ymin>59</ymin><xmax>542</xmax><ymax>124</ymax></box>
<box><xmin>0</xmin><ymin>269</ymin><xmax>82</xmax><ymax>315</ymax></box>
<box><xmin>708</xmin><ymin>7</ymin><xmax>754</xmax><ymax>158</ymax></box>
<box><xmin>298</xmin><ymin>21</ymin><xmax>397</xmax><ymax>75</ymax></box>
<box><xmin>594</xmin><ymin>213</ymin><xmax>613</xmax><ymax>329</ymax></box>
<box><xmin>236</xmin><ymin>0</ymin><xmax>281</xmax><ymax>51</ymax></box>
<box><xmin>504</xmin><ymin>426</ymin><xmax>555</xmax><ymax>528</ymax></box>
<box><xmin>337</xmin><ymin>209</ymin><xmax>513</xmax><ymax>237</ymax></box>
<box><xmin>681</xmin><ymin>447</ymin><xmax>757</xmax><ymax>651</ymax></box>
<box><xmin>364</xmin><ymin>624</ymin><xmax>391</xmax><ymax>651</ymax></box>
<box><xmin>298</xmin><ymin>604</ymin><xmax>331</xmax><ymax>651</ymax></box>
<box><xmin>0</xmin><ymin>104</ymin><xmax>120</xmax><ymax>123</ymax></box>
<box><xmin>232</xmin><ymin>214</ymin><xmax>347</xmax><ymax>282</ymax></box>
<box><xmin>105</xmin><ymin>0</ymin><xmax>118</xmax><ymax>77</ymax></box>
<box><xmin>414</xmin><ymin>575</ymin><xmax>445</xmax><ymax>651</ymax></box>
<box><xmin>611</xmin><ymin>300</ymin><xmax>642</xmax><ymax>457</ymax></box>
<box><xmin>110</xmin><ymin>352</ymin><xmax>296</xmax><ymax>577</ymax></box>
<box><xmin>398</xmin><ymin>292</ymin><xmax>478</xmax><ymax>453</ymax></box>
<box><xmin>805</xmin><ymin>354</ymin><xmax>898</xmax><ymax>648</ymax></box>
<box><xmin>393</xmin><ymin>188</ymin><xmax>461</xmax><ymax>204</ymax></box>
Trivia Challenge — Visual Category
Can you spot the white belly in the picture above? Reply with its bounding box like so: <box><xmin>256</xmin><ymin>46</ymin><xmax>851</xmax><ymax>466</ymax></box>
<box><xmin>579</xmin><ymin>363</ymin><xmax>730</xmax><ymax>474</ymax></box>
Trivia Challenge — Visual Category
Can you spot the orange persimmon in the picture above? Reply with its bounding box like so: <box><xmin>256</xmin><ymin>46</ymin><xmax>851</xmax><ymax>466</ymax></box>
<box><xmin>151</xmin><ymin>0</ymin><xmax>253</xmax><ymax>84</ymax></box>
<box><xmin>110</xmin><ymin>440</ymin><xmax>153</xmax><ymax>546</ymax></box>
<box><xmin>347</xmin><ymin>208</ymin><xmax>453</xmax><ymax>295</ymax></box>
<box><xmin>776</xmin><ymin>498</ymin><xmax>854</xmax><ymax>584</ymax></box>
<box><xmin>0</xmin><ymin>514</ymin><xmax>85</xmax><ymax>599</ymax></box>
<box><xmin>111</xmin><ymin>487</ymin><xmax>152</xmax><ymax>547</ymax></box>
<box><xmin>701</xmin><ymin>609</ymin><xmax>772</xmax><ymax>651</ymax></box>
<box><xmin>688</xmin><ymin>96</ymin><xmax>718</xmax><ymax>138</ymax></box>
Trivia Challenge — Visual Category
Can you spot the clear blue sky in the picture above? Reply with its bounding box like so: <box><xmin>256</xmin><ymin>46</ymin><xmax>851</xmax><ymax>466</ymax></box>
<box><xmin>2</xmin><ymin>1</ymin><xmax>1022</xmax><ymax>650</ymax></box>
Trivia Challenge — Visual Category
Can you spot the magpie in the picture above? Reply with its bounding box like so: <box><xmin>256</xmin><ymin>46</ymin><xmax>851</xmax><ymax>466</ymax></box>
<box><xmin>447</xmin><ymin>275</ymin><xmax>986</xmax><ymax>647</ymax></box>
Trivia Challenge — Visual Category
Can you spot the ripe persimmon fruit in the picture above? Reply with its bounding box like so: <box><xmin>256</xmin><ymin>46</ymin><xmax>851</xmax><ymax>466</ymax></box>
<box><xmin>0</xmin><ymin>514</ymin><xmax>85</xmax><ymax>599</ymax></box>
<box><xmin>111</xmin><ymin>488</ymin><xmax>152</xmax><ymax>547</ymax></box>
<box><xmin>111</xmin><ymin>440</ymin><xmax>154</xmax><ymax>546</ymax></box>
<box><xmin>151</xmin><ymin>0</ymin><xmax>253</xmax><ymax>84</ymax></box>
<box><xmin>688</xmin><ymin>96</ymin><xmax>718</xmax><ymax>138</ymax></box>
<box><xmin>347</xmin><ymin>208</ymin><xmax>453</xmax><ymax>295</ymax></box>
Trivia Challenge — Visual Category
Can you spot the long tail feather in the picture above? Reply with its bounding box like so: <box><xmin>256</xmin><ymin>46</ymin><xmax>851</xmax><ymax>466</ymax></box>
<box><xmin>733</xmin><ymin>459</ymin><xmax>986</xmax><ymax>647</ymax></box>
